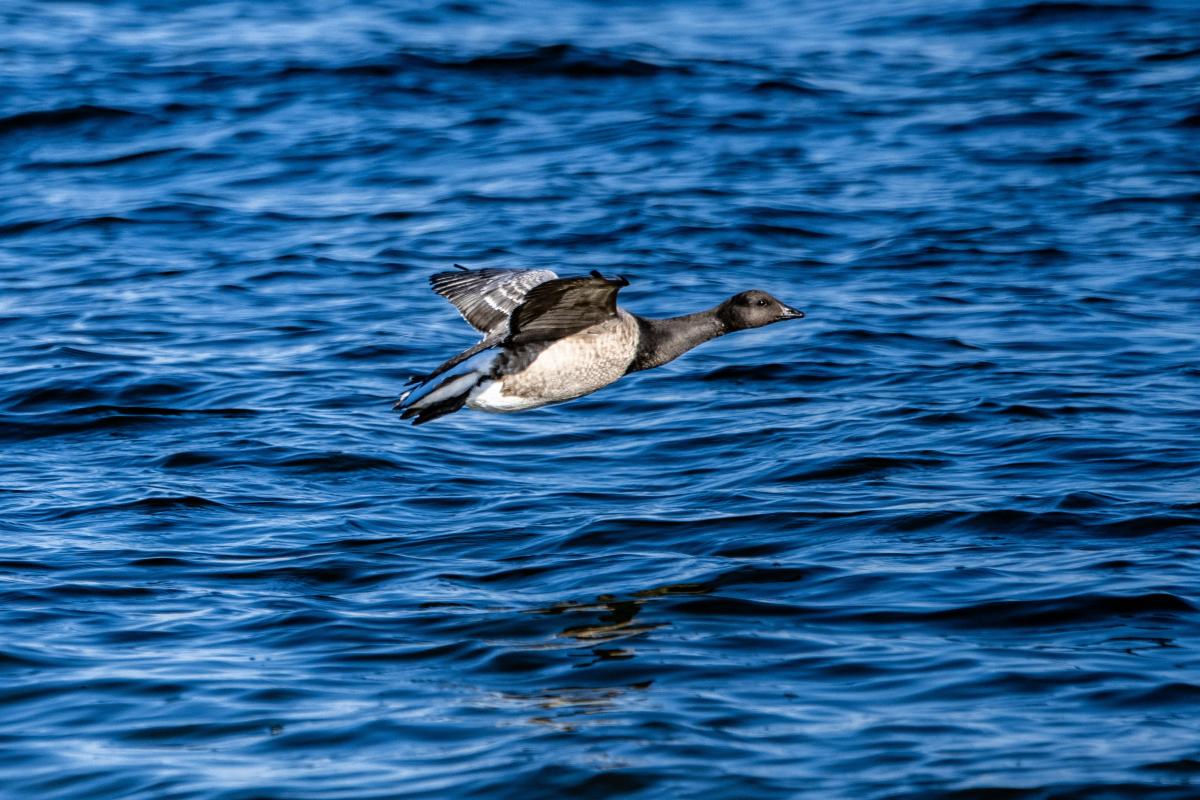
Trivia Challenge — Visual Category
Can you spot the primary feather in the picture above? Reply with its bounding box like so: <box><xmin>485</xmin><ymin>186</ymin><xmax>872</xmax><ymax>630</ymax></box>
<box><xmin>429</xmin><ymin>266</ymin><xmax>557</xmax><ymax>337</ymax></box>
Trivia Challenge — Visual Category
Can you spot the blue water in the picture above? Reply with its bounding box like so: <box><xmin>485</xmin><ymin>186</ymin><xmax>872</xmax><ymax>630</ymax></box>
<box><xmin>2</xmin><ymin>1</ymin><xmax>1199</xmax><ymax>797</ymax></box>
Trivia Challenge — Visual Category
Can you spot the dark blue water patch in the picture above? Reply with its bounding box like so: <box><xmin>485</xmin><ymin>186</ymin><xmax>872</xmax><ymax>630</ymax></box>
<box><xmin>0</xmin><ymin>104</ymin><xmax>152</xmax><ymax>135</ymax></box>
<box><xmin>3</xmin><ymin>0</ymin><xmax>1200</xmax><ymax>798</ymax></box>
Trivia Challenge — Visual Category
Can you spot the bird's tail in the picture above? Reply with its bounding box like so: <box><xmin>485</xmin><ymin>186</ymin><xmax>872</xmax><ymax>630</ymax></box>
<box><xmin>394</xmin><ymin>352</ymin><xmax>491</xmax><ymax>425</ymax></box>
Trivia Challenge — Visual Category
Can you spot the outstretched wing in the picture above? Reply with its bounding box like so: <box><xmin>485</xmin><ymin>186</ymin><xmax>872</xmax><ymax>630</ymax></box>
<box><xmin>429</xmin><ymin>266</ymin><xmax>557</xmax><ymax>336</ymax></box>
<box><xmin>508</xmin><ymin>270</ymin><xmax>630</xmax><ymax>344</ymax></box>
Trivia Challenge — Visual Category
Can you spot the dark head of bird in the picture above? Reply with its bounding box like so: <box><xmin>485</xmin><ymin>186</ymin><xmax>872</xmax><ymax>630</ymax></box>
<box><xmin>716</xmin><ymin>290</ymin><xmax>805</xmax><ymax>332</ymax></box>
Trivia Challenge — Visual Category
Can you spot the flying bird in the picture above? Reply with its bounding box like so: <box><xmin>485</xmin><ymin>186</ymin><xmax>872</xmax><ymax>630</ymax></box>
<box><xmin>395</xmin><ymin>266</ymin><xmax>804</xmax><ymax>424</ymax></box>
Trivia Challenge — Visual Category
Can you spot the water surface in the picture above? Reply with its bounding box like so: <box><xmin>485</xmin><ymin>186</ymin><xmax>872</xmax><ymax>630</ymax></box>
<box><xmin>2</xmin><ymin>1</ymin><xmax>1199</xmax><ymax>798</ymax></box>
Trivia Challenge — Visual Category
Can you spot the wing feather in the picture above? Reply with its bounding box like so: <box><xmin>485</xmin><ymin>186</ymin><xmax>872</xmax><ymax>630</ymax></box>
<box><xmin>429</xmin><ymin>266</ymin><xmax>557</xmax><ymax>336</ymax></box>
<box><xmin>507</xmin><ymin>271</ymin><xmax>630</xmax><ymax>344</ymax></box>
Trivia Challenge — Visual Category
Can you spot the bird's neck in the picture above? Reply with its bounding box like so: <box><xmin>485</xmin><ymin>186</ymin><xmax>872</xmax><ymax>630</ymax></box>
<box><xmin>627</xmin><ymin>308</ymin><xmax>726</xmax><ymax>373</ymax></box>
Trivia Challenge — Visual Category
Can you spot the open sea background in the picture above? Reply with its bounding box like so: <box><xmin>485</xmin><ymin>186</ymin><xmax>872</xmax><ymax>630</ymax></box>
<box><xmin>2</xmin><ymin>0</ymin><xmax>1199</xmax><ymax>798</ymax></box>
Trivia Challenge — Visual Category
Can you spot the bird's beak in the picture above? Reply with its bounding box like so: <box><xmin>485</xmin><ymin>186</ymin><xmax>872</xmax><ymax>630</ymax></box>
<box><xmin>779</xmin><ymin>305</ymin><xmax>805</xmax><ymax>320</ymax></box>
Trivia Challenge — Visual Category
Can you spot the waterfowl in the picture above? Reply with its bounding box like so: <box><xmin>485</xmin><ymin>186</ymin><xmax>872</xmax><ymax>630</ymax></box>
<box><xmin>395</xmin><ymin>265</ymin><xmax>804</xmax><ymax>425</ymax></box>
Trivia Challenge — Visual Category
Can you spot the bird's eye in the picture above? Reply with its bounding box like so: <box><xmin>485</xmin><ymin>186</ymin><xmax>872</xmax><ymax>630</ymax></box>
<box><xmin>756</xmin><ymin>299</ymin><xmax>767</xmax><ymax>306</ymax></box>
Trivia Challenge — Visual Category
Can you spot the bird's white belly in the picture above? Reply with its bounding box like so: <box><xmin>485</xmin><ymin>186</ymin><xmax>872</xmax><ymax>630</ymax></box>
<box><xmin>467</xmin><ymin>380</ymin><xmax>547</xmax><ymax>412</ymax></box>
